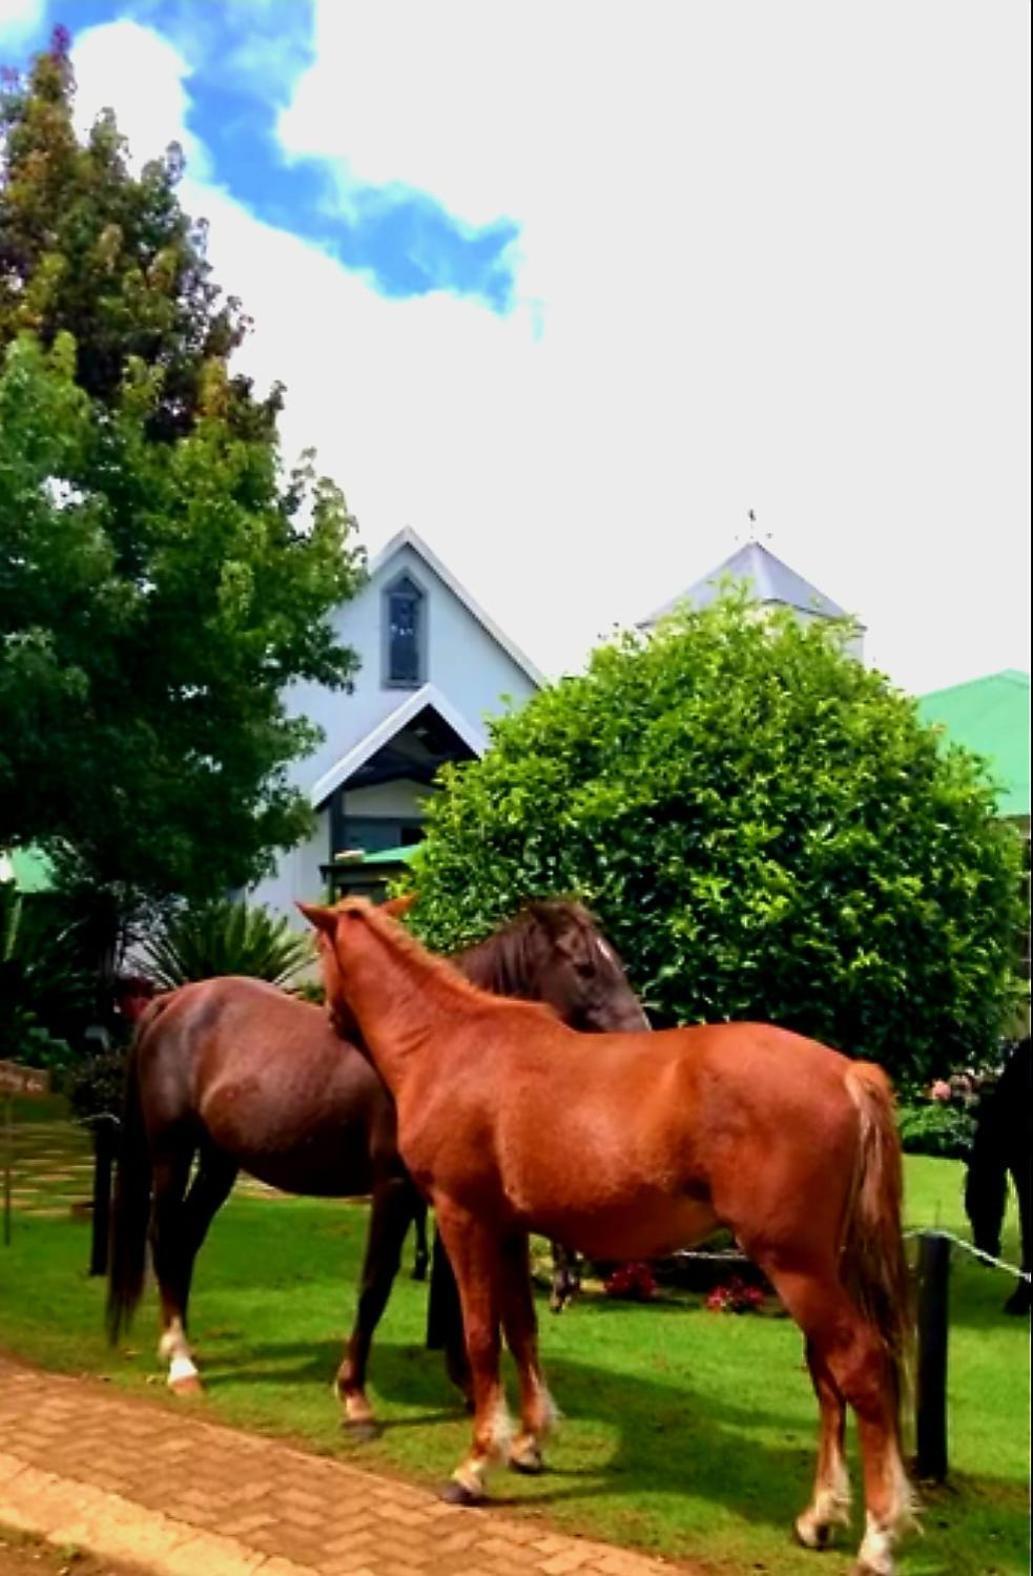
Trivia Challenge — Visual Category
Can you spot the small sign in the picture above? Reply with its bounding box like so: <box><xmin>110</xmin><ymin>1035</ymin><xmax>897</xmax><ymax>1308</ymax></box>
<box><xmin>0</xmin><ymin>1060</ymin><xmax>51</xmax><ymax>1097</ymax></box>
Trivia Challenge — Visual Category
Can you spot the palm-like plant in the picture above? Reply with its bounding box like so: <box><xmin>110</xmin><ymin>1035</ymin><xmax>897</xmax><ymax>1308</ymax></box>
<box><xmin>140</xmin><ymin>898</ymin><xmax>315</xmax><ymax>990</ymax></box>
<box><xmin>0</xmin><ymin>884</ymin><xmax>90</xmax><ymax>1067</ymax></box>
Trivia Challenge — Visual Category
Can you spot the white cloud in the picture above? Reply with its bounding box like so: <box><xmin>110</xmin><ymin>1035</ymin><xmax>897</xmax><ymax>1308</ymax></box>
<box><xmin>70</xmin><ymin>5</ymin><xmax>1031</xmax><ymax>694</ymax></box>
<box><xmin>0</xmin><ymin>0</ymin><xmax>44</xmax><ymax>45</ymax></box>
<box><xmin>71</xmin><ymin>21</ymin><xmax>210</xmax><ymax>178</ymax></box>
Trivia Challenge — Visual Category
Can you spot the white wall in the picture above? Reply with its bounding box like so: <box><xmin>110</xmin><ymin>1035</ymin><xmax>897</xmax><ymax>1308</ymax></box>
<box><xmin>280</xmin><ymin>540</ymin><xmax>537</xmax><ymax>795</ymax></box>
<box><xmin>253</xmin><ymin>540</ymin><xmax>539</xmax><ymax>923</ymax></box>
<box><xmin>251</xmin><ymin>806</ymin><xmax>330</xmax><ymax>918</ymax></box>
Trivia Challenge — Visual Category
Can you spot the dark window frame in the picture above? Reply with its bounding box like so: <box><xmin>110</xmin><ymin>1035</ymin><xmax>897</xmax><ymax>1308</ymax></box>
<box><xmin>381</xmin><ymin>570</ymin><xmax>427</xmax><ymax>689</ymax></box>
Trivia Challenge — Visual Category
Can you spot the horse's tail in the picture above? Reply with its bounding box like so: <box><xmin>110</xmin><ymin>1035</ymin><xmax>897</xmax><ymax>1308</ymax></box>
<box><xmin>106</xmin><ymin>996</ymin><xmax>169</xmax><ymax>1344</ymax></box>
<box><xmin>842</xmin><ymin>1061</ymin><xmax>914</xmax><ymax>1432</ymax></box>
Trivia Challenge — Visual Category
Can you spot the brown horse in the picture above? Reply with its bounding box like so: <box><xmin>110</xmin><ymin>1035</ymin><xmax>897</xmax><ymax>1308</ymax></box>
<box><xmin>301</xmin><ymin>898</ymin><xmax>915</xmax><ymax>1576</ymax></box>
<box><xmin>107</xmin><ymin>898</ymin><xmax>646</xmax><ymax>1431</ymax></box>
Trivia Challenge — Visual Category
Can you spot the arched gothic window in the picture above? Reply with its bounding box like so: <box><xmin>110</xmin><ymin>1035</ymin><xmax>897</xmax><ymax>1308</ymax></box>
<box><xmin>383</xmin><ymin>573</ymin><xmax>424</xmax><ymax>686</ymax></box>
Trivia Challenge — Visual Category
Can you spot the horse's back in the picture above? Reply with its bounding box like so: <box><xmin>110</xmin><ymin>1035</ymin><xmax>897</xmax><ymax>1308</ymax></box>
<box><xmin>135</xmin><ymin>976</ymin><xmax>392</xmax><ymax>1195</ymax></box>
<box><xmin>422</xmin><ymin>1015</ymin><xmax>864</xmax><ymax>1255</ymax></box>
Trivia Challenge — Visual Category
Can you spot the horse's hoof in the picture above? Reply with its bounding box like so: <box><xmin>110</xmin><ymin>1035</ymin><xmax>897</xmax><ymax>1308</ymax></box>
<box><xmin>794</xmin><ymin>1516</ymin><xmax>831</xmax><ymax>1549</ymax></box>
<box><xmin>509</xmin><ymin>1445</ymin><xmax>544</xmax><ymax>1476</ymax></box>
<box><xmin>168</xmin><ymin>1373</ymin><xmax>203</xmax><ymax>1398</ymax></box>
<box><xmin>344</xmin><ymin>1417</ymin><xmax>381</xmax><ymax>1443</ymax></box>
<box><xmin>439</xmin><ymin>1480</ymin><xmax>484</xmax><ymax>1507</ymax></box>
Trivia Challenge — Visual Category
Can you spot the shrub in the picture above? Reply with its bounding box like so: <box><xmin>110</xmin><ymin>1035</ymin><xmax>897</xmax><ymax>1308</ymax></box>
<box><xmin>896</xmin><ymin>1099</ymin><xmax>978</xmax><ymax>1159</ymax></box>
<box><xmin>410</xmin><ymin>593</ymin><xmax>1025</xmax><ymax>1085</ymax></box>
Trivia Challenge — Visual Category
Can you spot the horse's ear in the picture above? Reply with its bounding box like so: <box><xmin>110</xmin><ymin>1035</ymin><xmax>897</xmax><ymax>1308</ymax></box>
<box><xmin>381</xmin><ymin>892</ymin><xmax>417</xmax><ymax>919</ymax></box>
<box><xmin>297</xmin><ymin>902</ymin><xmax>338</xmax><ymax>936</ymax></box>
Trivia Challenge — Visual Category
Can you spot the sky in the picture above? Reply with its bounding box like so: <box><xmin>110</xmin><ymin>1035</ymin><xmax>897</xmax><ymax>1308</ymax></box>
<box><xmin>1</xmin><ymin>0</ymin><xmax>1030</xmax><ymax>694</ymax></box>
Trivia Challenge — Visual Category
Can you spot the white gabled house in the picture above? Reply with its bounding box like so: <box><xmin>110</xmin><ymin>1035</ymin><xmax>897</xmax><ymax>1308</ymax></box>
<box><xmin>251</xmin><ymin>528</ymin><xmax>542</xmax><ymax>920</ymax></box>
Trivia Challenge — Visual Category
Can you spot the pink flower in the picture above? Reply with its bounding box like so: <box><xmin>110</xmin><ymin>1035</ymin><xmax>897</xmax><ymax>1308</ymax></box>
<box><xmin>930</xmin><ymin>1079</ymin><xmax>952</xmax><ymax>1103</ymax></box>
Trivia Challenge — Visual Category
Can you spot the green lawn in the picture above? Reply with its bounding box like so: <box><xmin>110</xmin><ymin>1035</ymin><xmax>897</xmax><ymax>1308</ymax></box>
<box><xmin>0</xmin><ymin>1112</ymin><xmax>1027</xmax><ymax>1576</ymax></box>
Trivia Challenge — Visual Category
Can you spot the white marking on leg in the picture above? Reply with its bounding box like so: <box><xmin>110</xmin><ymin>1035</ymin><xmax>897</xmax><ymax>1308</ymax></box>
<box><xmin>796</xmin><ymin>1453</ymin><xmax>851</xmax><ymax>1547</ymax></box>
<box><xmin>857</xmin><ymin>1512</ymin><xmax>895</xmax><ymax>1576</ymax></box>
<box><xmin>486</xmin><ymin>1394</ymin><xmax>514</xmax><ymax>1459</ymax></box>
<box><xmin>168</xmin><ymin>1353</ymin><xmax>200</xmax><ymax>1387</ymax></box>
<box><xmin>344</xmin><ymin>1391</ymin><xmax>375</xmax><ymax>1425</ymax></box>
<box><xmin>158</xmin><ymin>1317</ymin><xmax>190</xmax><ymax>1363</ymax></box>
<box><xmin>159</xmin><ymin>1318</ymin><xmax>200</xmax><ymax>1391</ymax></box>
<box><xmin>452</xmin><ymin>1394</ymin><xmax>513</xmax><ymax>1497</ymax></box>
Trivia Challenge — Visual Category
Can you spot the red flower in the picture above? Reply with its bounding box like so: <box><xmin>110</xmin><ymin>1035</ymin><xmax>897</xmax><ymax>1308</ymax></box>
<box><xmin>604</xmin><ymin>1261</ymin><xmax>657</xmax><ymax>1301</ymax></box>
<box><xmin>705</xmin><ymin>1276</ymin><xmax>765</xmax><ymax>1314</ymax></box>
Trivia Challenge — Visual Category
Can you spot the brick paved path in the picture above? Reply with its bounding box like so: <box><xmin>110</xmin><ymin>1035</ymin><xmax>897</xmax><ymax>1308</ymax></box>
<box><xmin>0</xmin><ymin>1358</ymin><xmax>689</xmax><ymax>1576</ymax></box>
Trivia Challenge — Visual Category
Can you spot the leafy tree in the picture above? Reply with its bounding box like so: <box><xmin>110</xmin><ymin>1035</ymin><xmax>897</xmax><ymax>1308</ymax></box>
<box><xmin>0</xmin><ymin>32</ymin><xmax>365</xmax><ymax>927</ymax></box>
<box><xmin>0</xmin><ymin>884</ymin><xmax>90</xmax><ymax>1068</ymax></box>
<box><xmin>410</xmin><ymin>593</ymin><xmax>1026</xmax><ymax>1085</ymax></box>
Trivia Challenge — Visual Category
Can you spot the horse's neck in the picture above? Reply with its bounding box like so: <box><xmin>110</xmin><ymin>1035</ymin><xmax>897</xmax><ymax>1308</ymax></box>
<box><xmin>346</xmin><ymin>928</ymin><xmax>474</xmax><ymax>1089</ymax></box>
<box><xmin>455</xmin><ymin>924</ymin><xmax>531</xmax><ymax>998</ymax></box>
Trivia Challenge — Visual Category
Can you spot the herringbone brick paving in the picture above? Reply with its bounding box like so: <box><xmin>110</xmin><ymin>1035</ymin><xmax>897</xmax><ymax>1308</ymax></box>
<box><xmin>0</xmin><ymin>1358</ymin><xmax>689</xmax><ymax>1576</ymax></box>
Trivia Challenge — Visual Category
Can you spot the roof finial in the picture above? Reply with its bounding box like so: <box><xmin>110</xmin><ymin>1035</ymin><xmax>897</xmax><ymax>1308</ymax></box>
<box><xmin>746</xmin><ymin>508</ymin><xmax>773</xmax><ymax>547</ymax></box>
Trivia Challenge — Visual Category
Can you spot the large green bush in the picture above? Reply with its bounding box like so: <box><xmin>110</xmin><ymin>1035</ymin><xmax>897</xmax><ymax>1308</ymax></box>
<box><xmin>410</xmin><ymin>594</ymin><xmax>1025</xmax><ymax>1084</ymax></box>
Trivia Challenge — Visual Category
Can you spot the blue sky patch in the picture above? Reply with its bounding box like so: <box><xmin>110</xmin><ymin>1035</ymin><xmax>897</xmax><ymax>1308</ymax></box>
<box><xmin>1</xmin><ymin>0</ymin><xmax>519</xmax><ymax>310</ymax></box>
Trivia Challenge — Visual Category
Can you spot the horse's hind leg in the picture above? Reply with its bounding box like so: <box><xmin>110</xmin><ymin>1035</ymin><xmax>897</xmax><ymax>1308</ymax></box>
<box><xmin>149</xmin><ymin>1144</ymin><xmax>201</xmax><ymax>1394</ymax></box>
<box><xmin>795</xmin><ymin>1340</ymin><xmax>851</xmax><ymax>1549</ymax></box>
<box><xmin>757</xmin><ymin>1261</ymin><xmax>911</xmax><ymax>1575</ymax></box>
<box><xmin>178</xmin><ymin>1146</ymin><xmax>238</xmax><ymax>1326</ymax></box>
<box><xmin>499</xmin><ymin>1233</ymin><xmax>557</xmax><ymax>1474</ymax></box>
<box><xmin>336</xmin><ymin>1174</ymin><xmax>419</xmax><ymax>1435</ymax></box>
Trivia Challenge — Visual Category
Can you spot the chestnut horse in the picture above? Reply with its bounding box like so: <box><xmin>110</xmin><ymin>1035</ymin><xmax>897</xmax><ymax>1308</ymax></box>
<box><xmin>302</xmin><ymin>898</ymin><xmax>914</xmax><ymax>1576</ymax></box>
<box><xmin>107</xmin><ymin>898</ymin><xmax>646</xmax><ymax>1429</ymax></box>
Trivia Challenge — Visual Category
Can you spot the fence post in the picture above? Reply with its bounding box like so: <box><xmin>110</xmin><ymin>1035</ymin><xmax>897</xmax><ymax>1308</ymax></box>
<box><xmin>89</xmin><ymin>1119</ymin><xmax>115</xmax><ymax>1277</ymax></box>
<box><xmin>915</xmin><ymin>1230</ymin><xmax>951</xmax><ymax>1481</ymax></box>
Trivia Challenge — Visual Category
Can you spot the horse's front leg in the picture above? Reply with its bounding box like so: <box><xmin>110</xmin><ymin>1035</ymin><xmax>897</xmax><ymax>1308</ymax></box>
<box><xmin>411</xmin><ymin>1195</ymin><xmax>430</xmax><ymax>1281</ymax></box>
<box><xmin>336</xmin><ymin>1172</ymin><xmax>421</xmax><ymax>1436</ymax></box>
<box><xmin>500</xmin><ymin>1233</ymin><xmax>557</xmax><ymax>1474</ymax></box>
<box><xmin>433</xmin><ymin>1198</ymin><xmax>508</xmax><ymax>1504</ymax></box>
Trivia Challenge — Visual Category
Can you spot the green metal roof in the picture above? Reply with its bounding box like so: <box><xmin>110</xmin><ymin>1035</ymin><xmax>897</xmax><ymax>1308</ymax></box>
<box><xmin>334</xmin><ymin>844</ymin><xmax>420</xmax><ymax>867</ymax></box>
<box><xmin>917</xmin><ymin>670</ymin><xmax>1030</xmax><ymax>819</ymax></box>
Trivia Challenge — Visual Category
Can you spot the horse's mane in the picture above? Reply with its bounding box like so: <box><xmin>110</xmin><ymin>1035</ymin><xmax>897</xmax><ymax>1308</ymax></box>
<box><xmin>454</xmin><ymin>900</ymin><xmax>596</xmax><ymax>996</ymax></box>
<box><xmin>344</xmin><ymin>899</ymin><xmax>562</xmax><ymax>1024</ymax></box>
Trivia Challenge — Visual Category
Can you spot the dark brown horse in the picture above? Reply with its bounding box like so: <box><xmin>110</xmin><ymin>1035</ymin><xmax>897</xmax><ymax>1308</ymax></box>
<box><xmin>107</xmin><ymin>898</ymin><xmax>647</xmax><ymax>1430</ymax></box>
<box><xmin>965</xmin><ymin>1036</ymin><xmax>1031</xmax><ymax>1316</ymax></box>
<box><xmin>302</xmin><ymin>898</ymin><xmax>914</xmax><ymax>1576</ymax></box>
